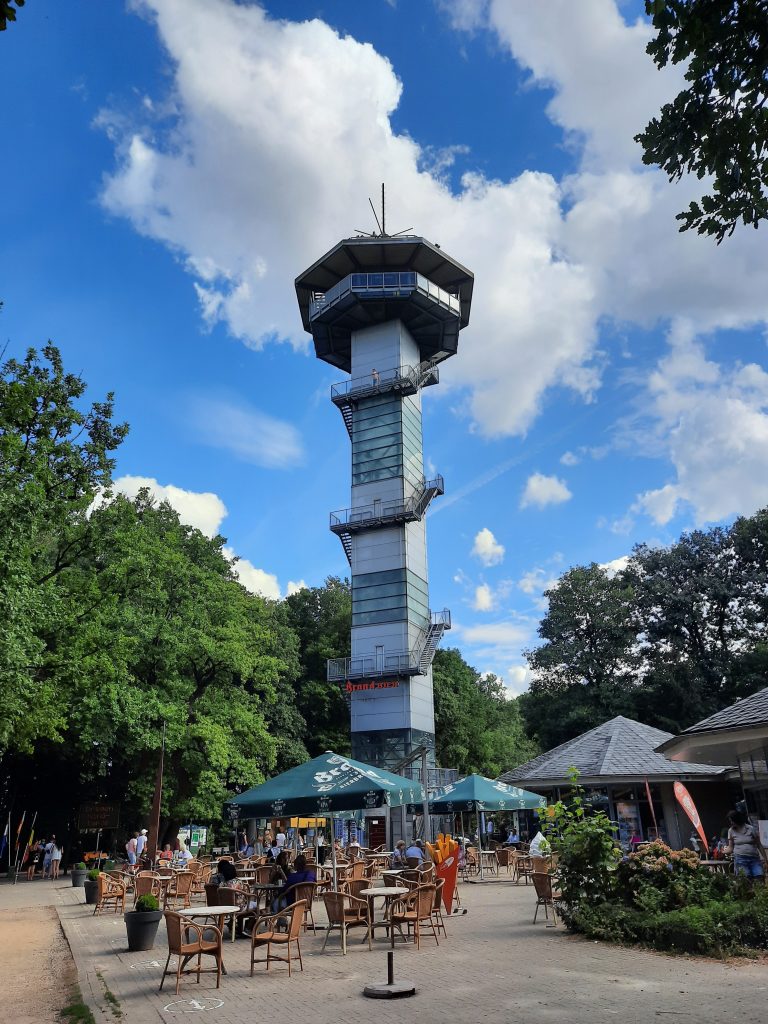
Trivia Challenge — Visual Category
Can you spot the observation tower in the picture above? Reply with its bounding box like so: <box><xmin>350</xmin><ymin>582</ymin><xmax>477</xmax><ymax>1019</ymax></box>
<box><xmin>296</xmin><ymin>216</ymin><xmax>473</xmax><ymax>771</ymax></box>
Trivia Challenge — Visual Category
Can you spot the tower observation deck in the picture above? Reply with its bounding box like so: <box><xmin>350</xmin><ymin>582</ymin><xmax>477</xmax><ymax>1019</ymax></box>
<box><xmin>296</xmin><ymin>234</ymin><xmax>473</xmax><ymax>770</ymax></box>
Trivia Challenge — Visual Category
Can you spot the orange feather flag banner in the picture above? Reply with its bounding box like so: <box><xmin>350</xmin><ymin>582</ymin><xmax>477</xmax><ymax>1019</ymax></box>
<box><xmin>673</xmin><ymin>782</ymin><xmax>708</xmax><ymax>853</ymax></box>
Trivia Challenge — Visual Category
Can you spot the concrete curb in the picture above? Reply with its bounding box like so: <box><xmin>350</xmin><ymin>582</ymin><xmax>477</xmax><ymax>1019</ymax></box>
<box><xmin>55</xmin><ymin>884</ymin><xmax>120</xmax><ymax>1022</ymax></box>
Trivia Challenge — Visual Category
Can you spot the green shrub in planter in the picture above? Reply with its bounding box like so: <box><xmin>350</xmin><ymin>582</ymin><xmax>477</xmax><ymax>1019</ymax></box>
<box><xmin>87</xmin><ymin>869</ymin><xmax>100</xmax><ymax>881</ymax></box>
<box><xmin>125</xmin><ymin>892</ymin><xmax>162</xmax><ymax>951</ymax></box>
<box><xmin>71</xmin><ymin>863</ymin><xmax>88</xmax><ymax>887</ymax></box>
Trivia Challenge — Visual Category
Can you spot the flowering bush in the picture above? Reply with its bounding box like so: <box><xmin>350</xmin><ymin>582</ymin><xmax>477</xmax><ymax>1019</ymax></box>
<box><xmin>624</xmin><ymin>839</ymin><xmax>699</xmax><ymax>875</ymax></box>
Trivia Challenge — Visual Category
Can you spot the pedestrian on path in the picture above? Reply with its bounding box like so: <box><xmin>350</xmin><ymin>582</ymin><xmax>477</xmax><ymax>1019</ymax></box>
<box><xmin>50</xmin><ymin>839</ymin><xmax>63</xmax><ymax>879</ymax></box>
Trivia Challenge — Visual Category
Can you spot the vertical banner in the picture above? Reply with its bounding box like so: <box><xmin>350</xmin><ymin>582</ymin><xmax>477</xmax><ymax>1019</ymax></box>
<box><xmin>673</xmin><ymin>782</ymin><xmax>708</xmax><ymax>853</ymax></box>
<box><xmin>435</xmin><ymin>852</ymin><xmax>459</xmax><ymax>913</ymax></box>
<box><xmin>644</xmin><ymin>779</ymin><xmax>659</xmax><ymax>837</ymax></box>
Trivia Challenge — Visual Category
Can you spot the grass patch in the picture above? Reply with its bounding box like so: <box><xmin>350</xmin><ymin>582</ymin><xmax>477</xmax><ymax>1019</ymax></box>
<box><xmin>96</xmin><ymin>970</ymin><xmax>122</xmax><ymax>1020</ymax></box>
<box><xmin>59</xmin><ymin>986</ymin><xmax>96</xmax><ymax>1024</ymax></box>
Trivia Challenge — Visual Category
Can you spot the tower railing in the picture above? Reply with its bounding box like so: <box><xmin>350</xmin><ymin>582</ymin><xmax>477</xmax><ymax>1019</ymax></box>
<box><xmin>310</xmin><ymin>271</ymin><xmax>460</xmax><ymax>323</ymax></box>
<box><xmin>330</xmin><ymin>361</ymin><xmax>439</xmax><ymax>405</ymax></box>
<box><xmin>329</xmin><ymin>476</ymin><xmax>444</xmax><ymax>532</ymax></box>
<box><xmin>327</xmin><ymin>608</ymin><xmax>451</xmax><ymax>682</ymax></box>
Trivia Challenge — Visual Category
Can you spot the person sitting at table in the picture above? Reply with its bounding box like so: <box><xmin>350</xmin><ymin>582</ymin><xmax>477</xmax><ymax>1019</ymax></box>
<box><xmin>159</xmin><ymin>844</ymin><xmax>173</xmax><ymax>863</ymax></box>
<box><xmin>390</xmin><ymin>840</ymin><xmax>407</xmax><ymax>868</ymax></box>
<box><xmin>270</xmin><ymin>850</ymin><xmax>290</xmax><ymax>885</ymax></box>
<box><xmin>275</xmin><ymin>854</ymin><xmax>316</xmax><ymax>911</ymax></box>
<box><xmin>210</xmin><ymin>859</ymin><xmax>239</xmax><ymax>887</ymax></box>
<box><xmin>178</xmin><ymin>841</ymin><xmax>193</xmax><ymax>864</ymax></box>
<box><xmin>505</xmin><ymin>827</ymin><xmax>520</xmax><ymax>846</ymax></box>
<box><xmin>405</xmin><ymin>840</ymin><xmax>424</xmax><ymax>864</ymax></box>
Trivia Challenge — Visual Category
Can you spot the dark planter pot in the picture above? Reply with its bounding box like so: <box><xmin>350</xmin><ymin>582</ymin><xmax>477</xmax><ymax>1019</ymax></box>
<box><xmin>84</xmin><ymin>879</ymin><xmax>99</xmax><ymax>904</ymax></box>
<box><xmin>71</xmin><ymin>869</ymin><xmax>87</xmax><ymax>887</ymax></box>
<box><xmin>125</xmin><ymin>910</ymin><xmax>163</xmax><ymax>952</ymax></box>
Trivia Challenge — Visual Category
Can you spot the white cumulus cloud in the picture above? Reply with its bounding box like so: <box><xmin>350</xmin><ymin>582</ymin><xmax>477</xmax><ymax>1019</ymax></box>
<box><xmin>473</xmin><ymin>583</ymin><xmax>495</xmax><ymax>612</ymax></box>
<box><xmin>471</xmin><ymin>527</ymin><xmax>505</xmax><ymax>566</ymax></box>
<box><xmin>520</xmin><ymin>472</ymin><xmax>572</xmax><ymax>509</ymax></box>
<box><xmin>112</xmin><ymin>474</ymin><xmax>228</xmax><ymax>536</ymax></box>
<box><xmin>629</xmin><ymin>327</ymin><xmax>768</xmax><ymax>526</ymax></box>
<box><xmin>287</xmin><ymin>580</ymin><xmax>308</xmax><ymax>596</ymax></box>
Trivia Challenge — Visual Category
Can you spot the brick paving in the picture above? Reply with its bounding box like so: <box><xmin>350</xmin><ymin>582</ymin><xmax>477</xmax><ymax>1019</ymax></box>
<box><xmin>4</xmin><ymin>875</ymin><xmax>767</xmax><ymax>1023</ymax></box>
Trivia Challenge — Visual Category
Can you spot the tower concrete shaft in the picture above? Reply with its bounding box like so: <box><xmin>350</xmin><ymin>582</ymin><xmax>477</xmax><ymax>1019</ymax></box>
<box><xmin>296</xmin><ymin>235</ymin><xmax>473</xmax><ymax>770</ymax></box>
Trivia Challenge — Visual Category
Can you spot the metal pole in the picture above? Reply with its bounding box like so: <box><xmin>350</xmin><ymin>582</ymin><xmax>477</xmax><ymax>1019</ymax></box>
<box><xmin>421</xmin><ymin>748</ymin><xmax>430</xmax><ymax>846</ymax></box>
<box><xmin>476</xmin><ymin>808</ymin><xmax>485</xmax><ymax>881</ymax></box>
<box><xmin>330</xmin><ymin>813</ymin><xmax>338</xmax><ymax>890</ymax></box>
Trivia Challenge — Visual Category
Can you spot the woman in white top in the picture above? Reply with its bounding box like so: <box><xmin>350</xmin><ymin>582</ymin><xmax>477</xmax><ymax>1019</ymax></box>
<box><xmin>50</xmin><ymin>841</ymin><xmax>63</xmax><ymax>880</ymax></box>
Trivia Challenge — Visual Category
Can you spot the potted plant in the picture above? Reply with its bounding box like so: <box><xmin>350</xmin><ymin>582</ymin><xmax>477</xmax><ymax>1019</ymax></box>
<box><xmin>125</xmin><ymin>893</ymin><xmax>163</xmax><ymax>952</ymax></box>
<box><xmin>84</xmin><ymin>869</ymin><xmax>100</xmax><ymax>905</ymax></box>
<box><xmin>71</xmin><ymin>862</ymin><xmax>87</xmax><ymax>887</ymax></box>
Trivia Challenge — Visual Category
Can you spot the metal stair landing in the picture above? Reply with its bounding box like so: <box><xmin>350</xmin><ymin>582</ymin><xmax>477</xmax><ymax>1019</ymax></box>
<box><xmin>330</xmin><ymin>360</ymin><xmax>440</xmax><ymax>439</ymax></box>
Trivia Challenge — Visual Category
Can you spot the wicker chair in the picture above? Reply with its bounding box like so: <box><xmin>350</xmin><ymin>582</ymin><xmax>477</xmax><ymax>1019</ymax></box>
<box><xmin>531</xmin><ymin>871</ymin><xmax>561</xmax><ymax>925</ymax></box>
<box><xmin>254</xmin><ymin>865</ymin><xmax>274</xmax><ymax>884</ymax></box>
<box><xmin>283</xmin><ymin>881</ymin><xmax>318</xmax><ymax>933</ymax></box>
<box><xmin>530</xmin><ymin>855</ymin><xmax>550</xmax><ymax>874</ymax></box>
<box><xmin>390</xmin><ymin>884</ymin><xmax>440</xmax><ymax>949</ymax></box>
<box><xmin>160</xmin><ymin>912</ymin><xmax>223</xmax><ymax>995</ymax></box>
<box><xmin>215</xmin><ymin>885</ymin><xmax>258</xmax><ymax>940</ymax></box>
<box><xmin>134</xmin><ymin>873</ymin><xmax>162</xmax><ymax>905</ymax></box>
<box><xmin>250</xmin><ymin>900</ymin><xmax>306</xmax><ymax>977</ymax></box>
<box><xmin>164</xmin><ymin>871</ymin><xmax>194</xmax><ymax>910</ymax></box>
<box><xmin>496</xmin><ymin>849</ymin><xmax>513</xmax><ymax>875</ymax></box>
<box><xmin>93</xmin><ymin>872</ymin><xmax>126</xmax><ymax>915</ymax></box>
<box><xmin>321</xmin><ymin>891</ymin><xmax>369</xmax><ymax>955</ymax></box>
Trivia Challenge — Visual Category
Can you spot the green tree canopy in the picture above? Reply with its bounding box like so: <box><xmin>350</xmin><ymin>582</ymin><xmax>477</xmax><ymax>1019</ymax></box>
<box><xmin>0</xmin><ymin>344</ymin><xmax>127</xmax><ymax>751</ymax></box>
<box><xmin>637</xmin><ymin>0</ymin><xmax>768</xmax><ymax>241</ymax></box>
<box><xmin>433</xmin><ymin>648</ymin><xmax>537</xmax><ymax>778</ymax></box>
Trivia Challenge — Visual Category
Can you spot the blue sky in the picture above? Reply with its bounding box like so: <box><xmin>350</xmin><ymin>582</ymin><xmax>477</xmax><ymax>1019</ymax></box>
<box><xmin>3</xmin><ymin>0</ymin><xmax>768</xmax><ymax>695</ymax></box>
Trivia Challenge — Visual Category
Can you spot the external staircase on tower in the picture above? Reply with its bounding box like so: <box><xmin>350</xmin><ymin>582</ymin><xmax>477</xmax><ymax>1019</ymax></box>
<box><xmin>330</xmin><ymin>360</ymin><xmax>440</xmax><ymax>438</ymax></box>
<box><xmin>329</xmin><ymin>476</ymin><xmax>444</xmax><ymax>565</ymax></box>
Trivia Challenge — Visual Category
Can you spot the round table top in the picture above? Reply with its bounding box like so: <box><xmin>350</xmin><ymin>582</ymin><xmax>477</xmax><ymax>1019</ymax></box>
<box><xmin>248</xmin><ymin>881</ymin><xmax>284</xmax><ymax>890</ymax></box>
<box><xmin>360</xmin><ymin>886</ymin><xmax>408</xmax><ymax>897</ymax></box>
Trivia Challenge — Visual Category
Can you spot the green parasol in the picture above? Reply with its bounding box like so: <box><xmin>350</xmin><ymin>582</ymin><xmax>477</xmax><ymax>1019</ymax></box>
<box><xmin>232</xmin><ymin>751</ymin><xmax>424</xmax><ymax>818</ymax></box>
<box><xmin>428</xmin><ymin>774</ymin><xmax>546</xmax><ymax>813</ymax></box>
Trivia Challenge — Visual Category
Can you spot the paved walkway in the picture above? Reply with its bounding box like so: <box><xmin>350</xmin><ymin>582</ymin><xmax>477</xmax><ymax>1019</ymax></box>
<box><xmin>3</xmin><ymin>876</ymin><xmax>767</xmax><ymax>1022</ymax></box>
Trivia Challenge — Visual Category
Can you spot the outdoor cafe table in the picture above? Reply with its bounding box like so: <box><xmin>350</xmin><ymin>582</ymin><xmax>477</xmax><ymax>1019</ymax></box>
<box><xmin>359</xmin><ymin>886</ymin><xmax>408</xmax><ymax>951</ymax></box>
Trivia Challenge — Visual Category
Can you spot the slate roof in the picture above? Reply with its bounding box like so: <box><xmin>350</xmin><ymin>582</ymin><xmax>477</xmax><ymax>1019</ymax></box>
<box><xmin>499</xmin><ymin>716</ymin><xmax>727</xmax><ymax>786</ymax></box>
<box><xmin>679</xmin><ymin>686</ymin><xmax>768</xmax><ymax>735</ymax></box>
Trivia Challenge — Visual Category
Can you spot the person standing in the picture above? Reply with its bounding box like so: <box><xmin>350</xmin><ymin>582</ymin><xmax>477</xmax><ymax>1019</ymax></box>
<box><xmin>726</xmin><ymin>810</ymin><xmax>767</xmax><ymax>880</ymax></box>
<box><xmin>50</xmin><ymin>838</ymin><xmax>63</xmax><ymax>880</ymax></box>
<box><xmin>275</xmin><ymin>826</ymin><xmax>286</xmax><ymax>849</ymax></box>
<box><xmin>42</xmin><ymin>836</ymin><xmax>56</xmax><ymax>878</ymax></box>
<box><xmin>316</xmin><ymin>831</ymin><xmax>327</xmax><ymax>866</ymax></box>
<box><xmin>126</xmin><ymin>832</ymin><xmax>138</xmax><ymax>866</ymax></box>
<box><xmin>136</xmin><ymin>829</ymin><xmax>147</xmax><ymax>860</ymax></box>
<box><xmin>26</xmin><ymin>839</ymin><xmax>44</xmax><ymax>880</ymax></box>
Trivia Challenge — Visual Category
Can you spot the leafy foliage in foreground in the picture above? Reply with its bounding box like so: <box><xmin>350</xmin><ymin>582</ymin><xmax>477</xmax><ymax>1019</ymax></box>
<box><xmin>637</xmin><ymin>0</ymin><xmax>768</xmax><ymax>241</ymax></box>
<box><xmin>573</xmin><ymin>842</ymin><xmax>768</xmax><ymax>956</ymax></box>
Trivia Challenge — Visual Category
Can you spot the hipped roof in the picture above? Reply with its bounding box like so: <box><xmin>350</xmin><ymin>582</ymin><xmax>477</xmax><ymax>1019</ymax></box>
<box><xmin>499</xmin><ymin>716</ymin><xmax>728</xmax><ymax>788</ymax></box>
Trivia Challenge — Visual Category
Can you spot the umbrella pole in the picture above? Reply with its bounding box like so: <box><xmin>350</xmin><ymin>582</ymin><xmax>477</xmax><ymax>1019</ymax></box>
<box><xmin>477</xmin><ymin>810</ymin><xmax>485</xmax><ymax>881</ymax></box>
<box><xmin>330</xmin><ymin>813</ymin><xmax>337</xmax><ymax>891</ymax></box>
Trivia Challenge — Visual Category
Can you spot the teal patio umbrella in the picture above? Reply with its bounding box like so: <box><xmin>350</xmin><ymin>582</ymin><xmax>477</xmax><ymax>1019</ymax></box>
<box><xmin>232</xmin><ymin>751</ymin><xmax>425</xmax><ymax>888</ymax></box>
<box><xmin>428</xmin><ymin>774</ymin><xmax>546</xmax><ymax>881</ymax></box>
<box><xmin>428</xmin><ymin>774</ymin><xmax>546</xmax><ymax>814</ymax></box>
